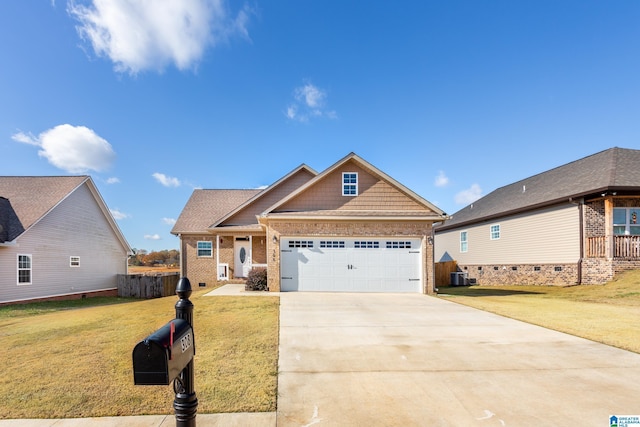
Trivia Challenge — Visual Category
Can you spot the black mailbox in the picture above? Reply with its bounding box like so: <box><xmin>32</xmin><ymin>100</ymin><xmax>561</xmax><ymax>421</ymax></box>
<box><xmin>132</xmin><ymin>318</ymin><xmax>195</xmax><ymax>385</ymax></box>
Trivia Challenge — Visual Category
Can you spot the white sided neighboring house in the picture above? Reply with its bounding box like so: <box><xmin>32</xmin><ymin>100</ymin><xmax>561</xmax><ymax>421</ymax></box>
<box><xmin>0</xmin><ymin>176</ymin><xmax>131</xmax><ymax>304</ymax></box>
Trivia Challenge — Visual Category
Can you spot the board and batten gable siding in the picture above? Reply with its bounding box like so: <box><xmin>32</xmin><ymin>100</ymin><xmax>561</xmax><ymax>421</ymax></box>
<box><xmin>435</xmin><ymin>203</ymin><xmax>580</xmax><ymax>265</ymax></box>
<box><xmin>0</xmin><ymin>183</ymin><xmax>127</xmax><ymax>304</ymax></box>
<box><xmin>277</xmin><ymin>160</ymin><xmax>429</xmax><ymax>213</ymax></box>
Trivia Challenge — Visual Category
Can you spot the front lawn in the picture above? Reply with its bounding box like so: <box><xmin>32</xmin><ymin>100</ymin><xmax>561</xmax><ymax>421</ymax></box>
<box><xmin>437</xmin><ymin>270</ymin><xmax>640</xmax><ymax>353</ymax></box>
<box><xmin>0</xmin><ymin>290</ymin><xmax>279</xmax><ymax>418</ymax></box>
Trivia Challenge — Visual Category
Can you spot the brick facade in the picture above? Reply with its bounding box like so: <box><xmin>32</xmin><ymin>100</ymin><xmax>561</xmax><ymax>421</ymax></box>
<box><xmin>584</xmin><ymin>199</ymin><xmax>605</xmax><ymax>238</ymax></box>
<box><xmin>581</xmin><ymin>197</ymin><xmax>640</xmax><ymax>283</ymax></box>
<box><xmin>264</xmin><ymin>220</ymin><xmax>434</xmax><ymax>293</ymax></box>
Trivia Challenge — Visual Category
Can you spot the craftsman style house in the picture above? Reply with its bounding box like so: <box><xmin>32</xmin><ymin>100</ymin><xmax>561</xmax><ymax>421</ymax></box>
<box><xmin>434</xmin><ymin>147</ymin><xmax>640</xmax><ymax>286</ymax></box>
<box><xmin>172</xmin><ymin>153</ymin><xmax>447</xmax><ymax>293</ymax></box>
<box><xmin>0</xmin><ymin>176</ymin><xmax>131</xmax><ymax>304</ymax></box>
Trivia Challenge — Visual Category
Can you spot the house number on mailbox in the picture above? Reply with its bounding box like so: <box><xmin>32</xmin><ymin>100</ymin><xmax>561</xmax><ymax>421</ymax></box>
<box><xmin>181</xmin><ymin>332</ymin><xmax>192</xmax><ymax>353</ymax></box>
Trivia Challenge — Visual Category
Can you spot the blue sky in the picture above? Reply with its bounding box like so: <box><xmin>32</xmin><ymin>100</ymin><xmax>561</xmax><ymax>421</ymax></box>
<box><xmin>2</xmin><ymin>1</ymin><xmax>639</xmax><ymax>252</ymax></box>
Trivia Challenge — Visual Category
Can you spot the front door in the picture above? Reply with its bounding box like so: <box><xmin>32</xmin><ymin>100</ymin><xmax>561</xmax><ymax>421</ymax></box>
<box><xmin>234</xmin><ymin>238</ymin><xmax>251</xmax><ymax>278</ymax></box>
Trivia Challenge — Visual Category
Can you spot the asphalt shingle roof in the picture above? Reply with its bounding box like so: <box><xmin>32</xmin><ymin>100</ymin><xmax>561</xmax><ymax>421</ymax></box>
<box><xmin>438</xmin><ymin>147</ymin><xmax>640</xmax><ymax>231</ymax></box>
<box><xmin>0</xmin><ymin>176</ymin><xmax>88</xmax><ymax>241</ymax></box>
<box><xmin>171</xmin><ymin>189</ymin><xmax>262</xmax><ymax>234</ymax></box>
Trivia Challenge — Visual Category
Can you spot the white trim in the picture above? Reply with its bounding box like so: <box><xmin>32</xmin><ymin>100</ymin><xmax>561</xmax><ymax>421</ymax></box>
<box><xmin>216</xmin><ymin>235</ymin><xmax>220</xmax><ymax>278</ymax></box>
<box><xmin>196</xmin><ymin>240</ymin><xmax>213</xmax><ymax>257</ymax></box>
<box><xmin>460</xmin><ymin>231</ymin><xmax>468</xmax><ymax>253</ymax></box>
<box><xmin>17</xmin><ymin>253</ymin><xmax>32</xmax><ymax>285</ymax></box>
<box><xmin>218</xmin><ymin>263</ymin><xmax>229</xmax><ymax>280</ymax></box>
<box><xmin>342</xmin><ymin>172</ymin><xmax>358</xmax><ymax>196</ymax></box>
<box><xmin>490</xmin><ymin>224</ymin><xmax>501</xmax><ymax>240</ymax></box>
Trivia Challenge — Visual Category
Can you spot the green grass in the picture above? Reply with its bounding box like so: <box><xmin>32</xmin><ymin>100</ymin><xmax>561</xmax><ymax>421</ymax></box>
<box><xmin>0</xmin><ymin>290</ymin><xmax>279</xmax><ymax>419</ymax></box>
<box><xmin>437</xmin><ymin>269</ymin><xmax>640</xmax><ymax>353</ymax></box>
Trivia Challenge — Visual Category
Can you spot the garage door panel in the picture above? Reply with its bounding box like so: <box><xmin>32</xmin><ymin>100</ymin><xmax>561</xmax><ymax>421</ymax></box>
<box><xmin>281</xmin><ymin>238</ymin><xmax>422</xmax><ymax>293</ymax></box>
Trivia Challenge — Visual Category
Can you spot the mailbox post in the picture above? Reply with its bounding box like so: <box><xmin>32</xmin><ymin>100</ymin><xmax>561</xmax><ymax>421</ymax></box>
<box><xmin>173</xmin><ymin>277</ymin><xmax>198</xmax><ymax>427</ymax></box>
<box><xmin>132</xmin><ymin>276</ymin><xmax>198</xmax><ymax>427</ymax></box>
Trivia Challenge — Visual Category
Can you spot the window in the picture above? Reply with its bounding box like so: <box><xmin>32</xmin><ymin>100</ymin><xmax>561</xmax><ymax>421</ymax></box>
<box><xmin>70</xmin><ymin>256</ymin><xmax>80</xmax><ymax>267</ymax></box>
<box><xmin>534</xmin><ymin>266</ymin><xmax>541</xmax><ymax>271</ymax></box>
<box><xmin>197</xmin><ymin>241</ymin><xmax>213</xmax><ymax>257</ymax></box>
<box><xmin>342</xmin><ymin>172</ymin><xmax>358</xmax><ymax>196</ymax></box>
<box><xmin>354</xmin><ymin>241</ymin><xmax>379</xmax><ymax>249</ymax></box>
<box><xmin>289</xmin><ymin>240</ymin><xmax>314</xmax><ymax>248</ymax></box>
<box><xmin>460</xmin><ymin>231</ymin><xmax>468</xmax><ymax>253</ymax></box>
<box><xmin>613</xmin><ymin>208</ymin><xmax>640</xmax><ymax>235</ymax></box>
<box><xmin>320</xmin><ymin>241</ymin><xmax>344</xmax><ymax>248</ymax></box>
<box><xmin>386</xmin><ymin>241</ymin><xmax>412</xmax><ymax>249</ymax></box>
<box><xmin>18</xmin><ymin>254</ymin><xmax>32</xmax><ymax>285</ymax></box>
<box><xmin>490</xmin><ymin>224</ymin><xmax>500</xmax><ymax>240</ymax></box>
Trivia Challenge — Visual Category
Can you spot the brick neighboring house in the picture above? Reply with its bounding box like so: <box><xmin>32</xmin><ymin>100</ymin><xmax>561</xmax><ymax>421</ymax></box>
<box><xmin>0</xmin><ymin>176</ymin><xmax>131</xmax><ymax>304</ymax></box>
<box><xmin>434</xmin><ymin>147</ymin><xmax>640</xmax><ymax>286</ymax></box>
<box><xmin>171</xmin><ymin>153</ymin><xmax>447</xmax><ymax>293</ymax></box>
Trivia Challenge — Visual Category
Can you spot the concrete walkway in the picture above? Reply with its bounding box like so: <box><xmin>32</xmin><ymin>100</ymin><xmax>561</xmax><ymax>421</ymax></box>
<box><xmin>2</xmin><ymin>286</ymin><xmax>640</xmax><ymax>426</ymax></box>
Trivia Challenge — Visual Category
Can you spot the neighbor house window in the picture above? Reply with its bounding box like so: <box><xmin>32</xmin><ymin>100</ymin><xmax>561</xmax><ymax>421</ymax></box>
<box><xmin>70</xmin><ymin>256</ymin><xmax>80</xmax><ymax>267</ymax></box>
<box><xmin>460</xmin><ymin>231</ymin><xmax>468</xmax><ymax>253</ymax></box>
<box><xmin>342</xmin><ymin>172</ymin><xmax>358</xmax><ymax>196</ymax></box>
<box><xmin>613</xmin><ymin>208</ymin><xmax>640</xmax><ymax>235</ymax></box>
<box><xmin>197</xmin><ymin>241</ymin><xmax>213</xmax><ymax>257</ymax></box>
<box><xmin>18</xmin><ymin>254</ymin><xmax>32</xmax><ymax>285</ymax></box>
<box><xmin>490</xmin><ymin>224</ymin><xmax>501</xmax><ymax>240</ymax></box>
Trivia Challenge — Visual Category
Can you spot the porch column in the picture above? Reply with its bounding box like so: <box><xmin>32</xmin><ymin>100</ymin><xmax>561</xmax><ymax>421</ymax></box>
<box><xmin>216</xmin><ymin>234</ymin><xmax>220</xmax><ymax>280</ymax></box>
<box><xmin>604</xmin><ymin>197</ymin><xmax>614</xmax><ymax>259</ymax></box>
<box><xmin>249</xmin><ymin>235</ymin><xmax>253</xmax><ymax>269</ymax></box>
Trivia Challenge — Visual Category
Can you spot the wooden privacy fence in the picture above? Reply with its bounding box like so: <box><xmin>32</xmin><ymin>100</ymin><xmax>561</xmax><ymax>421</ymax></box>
<box><xmin>117</xmin><ymin>273</ymin><xmax>180</xmax><ymax>298</ymax></box>
<box><xmin>435</xmin><ymin>261</ymin><xmax>458</xmax><ymax>286</ymax></box>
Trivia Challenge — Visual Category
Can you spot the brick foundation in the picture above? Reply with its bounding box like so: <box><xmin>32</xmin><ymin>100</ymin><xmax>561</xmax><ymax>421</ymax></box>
<box><xmin>458</xmin><ymin>263</ymin><xmax>579</xmax><ymax>286</ymax></box>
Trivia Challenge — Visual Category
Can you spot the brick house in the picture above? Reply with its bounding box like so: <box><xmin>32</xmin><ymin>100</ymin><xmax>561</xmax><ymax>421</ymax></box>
<box><xmin>171</xmin><ymin>153</ymin><xmax>447</xmax><ymax>293</ymax></box>
<box><xmin>434</xmin><ymin>147</ymin><xmax>640</xmax><ymax>286</ymax></box>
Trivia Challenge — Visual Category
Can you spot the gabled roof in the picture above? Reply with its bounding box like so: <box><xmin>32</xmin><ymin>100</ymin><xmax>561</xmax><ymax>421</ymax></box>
<box><xmin>0</xmin><ymin>176</ymin><xmax>131</xmax><ymax>251</ymax></box>
<box><xmin>436</xmin><ymin>147</ymin><xmax>640</xmax><ymax>231</ymax></box>
<box><xmin>212</xmin><ymin>164</ymin><xmax>317</xmax><ymax>228</ymax></box>
<box><xmin>263</xmin><ymin>152</ymin><xmax>447</xmax><ymax>220</ymax></box>
<box><xmin>171</xmin><ymin>189</ymin><xmax>262</xmax><ymax>234</ymax></box>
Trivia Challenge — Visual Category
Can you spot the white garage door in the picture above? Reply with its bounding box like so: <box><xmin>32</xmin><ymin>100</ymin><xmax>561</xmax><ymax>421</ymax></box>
<box><xmin>280</xmin><ymin>237</ymin><xmax>422</xmax><ymax>292</ymax></box>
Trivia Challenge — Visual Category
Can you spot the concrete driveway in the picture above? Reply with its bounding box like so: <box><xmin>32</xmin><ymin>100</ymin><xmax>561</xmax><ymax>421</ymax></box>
<box><xmin>277</xmin><ymin>292</ymin><xmax>640</xmax><ymax>426</ymax></box>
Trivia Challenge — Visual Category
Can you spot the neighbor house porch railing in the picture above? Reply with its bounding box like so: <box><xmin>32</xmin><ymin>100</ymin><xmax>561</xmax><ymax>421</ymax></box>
<box><xmin>586</xmin><ymin>235</ymin><xmax>640</xmax><ymax>258</ymax></box>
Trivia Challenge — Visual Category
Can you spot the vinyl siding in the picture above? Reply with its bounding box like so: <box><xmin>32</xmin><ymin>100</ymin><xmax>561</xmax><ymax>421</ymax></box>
<box><xmin>435</xmin><ymin>203</ymin><xmax>580</xmax><ymax>265</ymax></box>
<box><xmin>0</xmin><ymin>184</ymin><xmax>127</xmax><ymax>303</ymax></box>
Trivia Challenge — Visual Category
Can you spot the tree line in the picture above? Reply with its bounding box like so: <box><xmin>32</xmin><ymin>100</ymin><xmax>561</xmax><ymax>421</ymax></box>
<box><xmin>129</xmin><ymin>249</ymin><xmax>179</xmax><ymax>267</ymax></box>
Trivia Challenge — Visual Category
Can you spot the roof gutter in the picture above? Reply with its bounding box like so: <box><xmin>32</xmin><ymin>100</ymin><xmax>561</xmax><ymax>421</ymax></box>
<box><xmin>262</xmin><ymin>214</ymin><xmax>448</xmax><ymax>222</ymax></box>
<box><xmin>436</xmin><ymin>189</ymin><xmax>613</xmax><ymax>233</ymax></box>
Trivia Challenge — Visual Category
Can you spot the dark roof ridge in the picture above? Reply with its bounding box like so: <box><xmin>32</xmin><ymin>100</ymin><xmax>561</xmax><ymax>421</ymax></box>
<box><xmin>436</xmin><ymin>147</ymin><xmax>640</xmax><ymax>231</ymax></box>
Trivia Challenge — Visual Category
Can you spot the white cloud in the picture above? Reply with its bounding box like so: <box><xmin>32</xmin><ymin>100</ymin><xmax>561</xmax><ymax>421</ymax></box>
<box><xmin>286</xmin><ymin>82</ymin><xmax>337</xmax><ymax>123</ymax></box>
<box><xmin>153</xmin><ymin>172</ymin><xmax>181</xmax><ymax>187</ymax></box>
<box><xmin>144</xmin><ymin>234</ymin><xmax>162</xmax><ymax>240</ymax></box>
<box><xmin>12</xmin><ymin>124</ymin><xmax>115</xmax><ymax>173</ymax></box>
<box><xmin>110</xmin><ymin>208</ymin><xmax>129</xmax><ymax>220</ymax></box>
<box><xmin>455</xmin><ymin>184</ymin><xmax>483</xmax><ymax>205</ymax></box>
<box><xmin>68</xmin><ymin>0</ymin><xmax>253</xmax><ymax>74</ymax></box>
<box><xmin>106</xmin><ymin>177</ymin><xmax>120</xmax><ymax>184</ymax></box>
<box><xmin>434</xmin><ymin>170</ymin><xmax>449</xmax><ymax>187</ymax></box>
<box><xmin>162</xmin><ymin>217</ymin><xmax>176</xmax><ymax>225</ymax></box>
